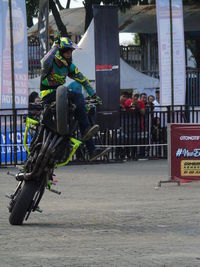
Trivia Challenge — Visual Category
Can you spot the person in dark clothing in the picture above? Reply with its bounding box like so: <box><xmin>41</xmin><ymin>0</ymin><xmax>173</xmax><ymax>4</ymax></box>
<box><xmin>29</xmin><ymin>91</ymin><xmax>40</xmax><ymax>104</ymax></box>
<box><xmin>40</xmin><ymin>37</ymin><xmax>110</xmax><ymax>161</ymax></box>
<box><xmin>28</xmin><ymin>91</ymin><xmax>41</xmax><ymax>119</ymax></box>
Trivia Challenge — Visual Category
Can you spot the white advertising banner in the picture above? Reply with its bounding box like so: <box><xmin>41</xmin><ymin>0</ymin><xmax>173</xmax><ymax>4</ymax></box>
<box><xmin>156</xmin><ymin>0</ymin><xmax>186</xmax><ymax>106</ymax></box>
<box><xmin>0</xmin><ymin>0</ymin><xmax>28</xmax><ymax>109</ymax></box>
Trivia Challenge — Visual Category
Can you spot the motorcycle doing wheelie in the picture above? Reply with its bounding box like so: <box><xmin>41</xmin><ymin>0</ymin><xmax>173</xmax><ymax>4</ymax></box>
<box><xmin>7</xmin><ymin>85</ymin><xmax>97</xmax><ymax>225</ymax></box>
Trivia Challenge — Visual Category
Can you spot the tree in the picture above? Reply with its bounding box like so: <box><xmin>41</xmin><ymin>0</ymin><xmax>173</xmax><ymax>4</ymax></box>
<box><xmin>49</xmin><ymin>0</ymin><xmax>68</xmax><ymax>36</ymax></box>
<box><xmin>134</xmin><ymin>33</ymin><xmax>140</xmax><ymax>46</ymax></box>
<box><xmin>26</xmin><ymin>0</ymin><xmax>39</xmax><ymax>28</ymax></box>
<box><xmin>26</xmin><ymin>0</ymin><xmax>68</xmax><ymax>36</ymax></box>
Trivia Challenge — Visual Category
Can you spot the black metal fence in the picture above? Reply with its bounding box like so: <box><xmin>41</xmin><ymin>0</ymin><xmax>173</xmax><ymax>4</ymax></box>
<box><xmin>28</xmin><ymin>38</ymin><xmax>41</xmax><ymax>78</ymax></box>
<box><xmin>120</xmin><ymin>43</ymin><xmax>159</xmax><ymax>73</ymax></box>
<box><xmin>186</xmin><ymin>69</ymin><xmax>200</xmax><ymax>106</ymax></box>
<box><xmin>1</xmin><ymin>106</ymin><xmax>200</xmax><ymax>166</ymax></box>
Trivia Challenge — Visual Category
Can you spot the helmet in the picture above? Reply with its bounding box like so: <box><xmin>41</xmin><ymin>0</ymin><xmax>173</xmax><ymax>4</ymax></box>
<box><xmin>55</xmin><ymin>37</ymin><xmax>78</xmax><ymax>66</ymax></box>
<box><xmin>59</xmin><ymin>37</ymin><xmax>78</xmax><ymax>51</ymax></box>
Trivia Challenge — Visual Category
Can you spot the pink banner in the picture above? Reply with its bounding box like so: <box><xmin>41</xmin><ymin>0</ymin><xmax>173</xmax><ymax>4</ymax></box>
<box><xmin>170</xmin><ymin>124</ymin><xmax>200</xmax><ymax>182</ymax></box>
<box><xmin>1</xmin><ymin>0</ymin><xmax>28</xmax><ymax>109</ymax></box>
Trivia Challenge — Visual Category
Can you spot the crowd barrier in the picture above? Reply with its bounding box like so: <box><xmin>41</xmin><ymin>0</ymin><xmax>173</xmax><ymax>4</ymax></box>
<box><xmin>0</xmin><ymin>106</ymin><xmax>200</xmax><ymax>166</ymax></box>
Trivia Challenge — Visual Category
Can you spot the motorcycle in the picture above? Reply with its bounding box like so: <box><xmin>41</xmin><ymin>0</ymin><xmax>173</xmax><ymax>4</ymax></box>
<box><xmin>6</xmin><ymin>86</ymin><xmax>99</xmax><ymax>225</ymax></box>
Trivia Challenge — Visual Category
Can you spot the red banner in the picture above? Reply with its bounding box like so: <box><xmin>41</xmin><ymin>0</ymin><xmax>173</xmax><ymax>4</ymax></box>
<box><xmin>170</xmin><ymin>124</ymin><xmax>200</xmax><ymax>182</ymax></box>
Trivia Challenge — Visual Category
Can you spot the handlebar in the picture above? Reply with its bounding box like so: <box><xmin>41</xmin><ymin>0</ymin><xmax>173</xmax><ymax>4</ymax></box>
<box><xmin>84</xmin><ymin>98</ymin><xmax>102</xmax><ymax>107</ymax></box>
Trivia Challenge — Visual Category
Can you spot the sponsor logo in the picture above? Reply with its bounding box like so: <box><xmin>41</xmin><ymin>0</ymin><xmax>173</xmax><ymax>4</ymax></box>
<box><xmin>176</xmin><ymin>148</ymin><xmax>200</xmax><ymax>158</ymax></box>
<box><xmin>180</xmin><ymin>136</ymin><xmax>200</xmax><ymax>141</ymax></box>
<box><xmin>181</xmin><ymin>160</ymin><xmax>200</xmax><ymax>176</ymax></box>
<box><xmin>96</xmin><ymin>64</ymin><xmax>119</xmax><ymax>72</ymax></box>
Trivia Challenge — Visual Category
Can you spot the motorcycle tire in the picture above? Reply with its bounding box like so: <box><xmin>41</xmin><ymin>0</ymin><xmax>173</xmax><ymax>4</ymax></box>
<box><xmin>56</xmin><ymin>85</ymin><xmax>69</xmax><ymax>136</ymax></box>
<box><xmin>9</xmin><ymin>181</ymin><xmax>39</xmax><ymax>225</ymax></box>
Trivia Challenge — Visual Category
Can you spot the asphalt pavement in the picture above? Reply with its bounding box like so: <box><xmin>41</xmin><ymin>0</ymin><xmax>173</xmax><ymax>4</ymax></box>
<box><xmin>1</xmin><ymin>160</ymin><xmax>200</xmax><ymax>267</ymax></box>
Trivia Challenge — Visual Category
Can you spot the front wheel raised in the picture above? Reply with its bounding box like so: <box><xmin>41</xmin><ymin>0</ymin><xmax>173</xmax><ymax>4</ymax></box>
<box><xmin>9</xmin><ymin>181</ymin><xmax>39</xmax><ymax>225</ymax></box>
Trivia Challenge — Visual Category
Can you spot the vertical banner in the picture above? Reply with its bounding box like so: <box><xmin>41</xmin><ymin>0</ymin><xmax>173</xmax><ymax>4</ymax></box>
<box><xmin>156</xmin><ymin>0</ymin><xmax>186</xmax><ymax>106</ymax></box>
<box><xmin>172</xmin><ymin>0</ymin><xmax>186</xmax><ymax>105</ymax></box>
<box><xmin>1</xmin><ymin>0</ymin><xmax>28</xmax><ymax>109</ymax></box>
<box><xmin>0</xmin><ymin>1</ymin><xmax>2</xmax><ymax>105</ymax></box>
<box><xmin>38</xmin><ymin>0</ymin><xmax>49</xmax><ymax>57</ymax></box>
<box><xmin>169</xmin><ymin>124</ymin><xmax>200</xmax><ymax>182</ymax></box>
<box><xmin>93</xmin><ymin>5</ymin><xmax>120</xmax><ymax>130</ymax></box>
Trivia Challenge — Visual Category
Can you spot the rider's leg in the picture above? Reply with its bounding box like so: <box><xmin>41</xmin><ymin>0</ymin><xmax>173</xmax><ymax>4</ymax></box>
<box><xmin>68</xmin><ymin>91</ymin><xmax>110</xmax><ymax>161</ymax></box>
<box><xmin>67</xmin><ymin>91</ymin><xmax>99</xmax><ymax>141</ymax></box>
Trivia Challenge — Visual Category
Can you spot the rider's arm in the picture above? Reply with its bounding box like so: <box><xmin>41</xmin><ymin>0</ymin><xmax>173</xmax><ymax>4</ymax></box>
<box><xmin>40</xmin><ymin>46</ymin><xmax>59</xmax><ymax>77</ymax></box>
<box><xmin>68</xmin><ymin>63</ymin><xmax>95</xmax><ymax>97</ymax></box>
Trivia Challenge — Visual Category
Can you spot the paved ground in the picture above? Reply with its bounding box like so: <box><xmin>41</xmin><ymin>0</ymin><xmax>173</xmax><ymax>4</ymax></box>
<box><xmin>1</xmin><ymin>160</ymin><xmax>200</xmax><ymax>267</ymax></box>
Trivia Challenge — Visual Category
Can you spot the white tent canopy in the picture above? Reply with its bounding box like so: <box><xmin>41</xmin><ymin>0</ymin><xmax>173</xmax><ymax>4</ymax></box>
<box><xmin>28</xmin><ymin>19</ymin><xmax>159</xmax><ymax>93</ymax></box>
<box><xmin>71</xmin><ymin>20</ymin><xmax>95</xmax><ymax>81</ymax></box>
<box><xmin>120</xmin><ymin>58</ymin><xmax>159</xmax><ymax>90</ymax></box>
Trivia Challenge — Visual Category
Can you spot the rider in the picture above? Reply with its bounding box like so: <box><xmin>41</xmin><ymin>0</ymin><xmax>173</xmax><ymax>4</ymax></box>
<box><xmin>40</xmin><ymin>37</ymin><xmax>110</xmax><ymax>161</ymax></box>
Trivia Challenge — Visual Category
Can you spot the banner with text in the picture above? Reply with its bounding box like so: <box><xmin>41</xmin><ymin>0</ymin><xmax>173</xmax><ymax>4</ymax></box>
<box><xmin>0</xmin><ymin>0</ymin><xmax>28</xmax><ymax>109</ymax></box>
<box><xmin>1</xmin><ymin>129</ymin><xmax>28</xmax><ymax>164</ymax></box>
<box><xmin>170</xmin><ymin>124</ymin><xmax>200</xmax><ymax>182</ymax></box>
<box><xmin>156</xmin><ymin>0</ymin><xmax>186</xmax><ymax>105</ymax></box>
<box><xmin>93</xmin><ymin>5</ymin><xmax>120</xmax><ymax>130</ymax></box>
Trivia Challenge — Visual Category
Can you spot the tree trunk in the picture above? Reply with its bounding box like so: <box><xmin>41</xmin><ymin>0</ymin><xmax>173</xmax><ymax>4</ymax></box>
<box><xmin>66</xmin><ymin>0</ymin><xmax>71</xmax><ymax>8</ymax></box>
<box><xmin>84</xmin><ymin>0</ymin><xmax>101</xmax><ymax>32</ymax></box>
<box><xmin>49</xmin><ymin>0</ymin><xmax>68</xmax><ymax>37</ymax></box>
<box><xmin>84</xmin><ymin>0</ymin><xmax>93</xmax><ymax>32</ymax></box>
<box><xmin>56</xmin><ymin>0</ymin><xmax>64</xmax><ymax>10</ymax></box>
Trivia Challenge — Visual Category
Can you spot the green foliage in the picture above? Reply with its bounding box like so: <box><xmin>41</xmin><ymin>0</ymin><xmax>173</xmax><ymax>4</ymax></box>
<box><xmin>134</xmin><ymin>33</ymin><xmax>140</xmax><ymax>46</ymax></box>
<box><xmin>183</xmin><ymin>0</ymin><xmax>200</xmax><ymax>4</ymax></box>
<box><xmin>26</xmin><ymin>0</ymin><xmax>39</xmax><ymax>28</ymax></box>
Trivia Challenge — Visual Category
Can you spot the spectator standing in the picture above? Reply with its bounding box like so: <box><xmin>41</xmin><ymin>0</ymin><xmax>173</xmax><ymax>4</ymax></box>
<box><xmin>153</xmin><ymin>88</ymin><xmax>160</xmax><ymax>118</ymax></box>
<box><xmin>147</xmin><ymin>95</ymin><xmax>155</xmax><ymax>110</ymax></box>
<box><xmin>140</xmin><ymin>93</ymin><xmax>148</xmax><ymax>108</ymax></box>
<box><xmin>29</xmin><ymin>91</ymin><xmax>40</xmax><ymax>105</ymax></box>
<box><xmin>28</xmin><ymin>91</ymin><xmax>41</xmax><ymax>118</ymax></box>
<box><xmin>120</xmin><ymin>91</ymin><xmax>130</xmax><ymax>110</ymax></box>
<box><xmin>153</xmin><ymin>88</ymin><xmax>160</xmax><ymax>106</ymax></box>
<box><xmin>123</xmin><ymin>90</ymin><xmax>145</xmax><ymax>159</ymax></box>
<box><xmin>123</xmin><ymin>90</ymin><xmax>145</xmax><ymax>114</ymax></box>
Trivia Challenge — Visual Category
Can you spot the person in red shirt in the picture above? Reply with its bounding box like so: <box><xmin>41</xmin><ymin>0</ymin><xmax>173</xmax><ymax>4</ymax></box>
<box><xmin>123</xmin><ymin>90</ymin><xmax>145</xmax><ymax>159</ymax></box>
<box><xmin>120</xmin><ymin>91</ymin><xmax>130</xmax><ymax>110</ymax></box>
<box><xmin>123</xmin><ymin>90</ymin><xmax>145</xmax><ymax>114</ymax></box>
<box><xmin>140</xmin><ymin>92</ymin><xmax>147</xmax><ymax>108</ymax></box>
